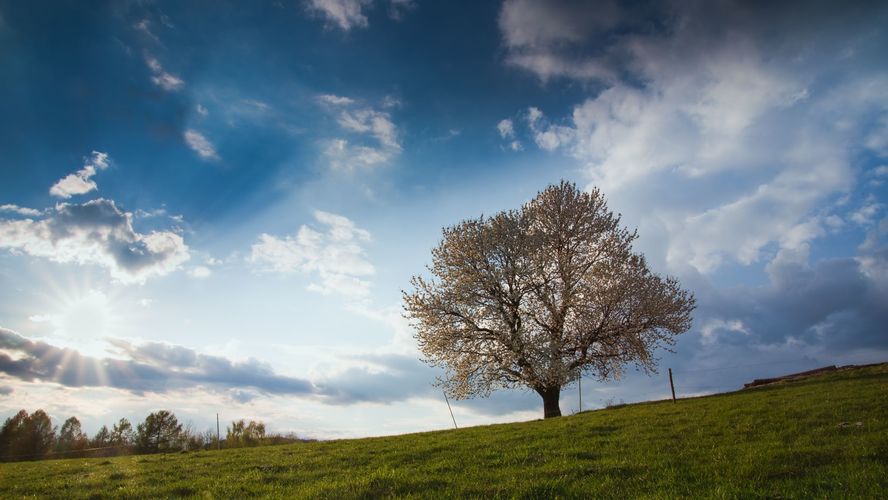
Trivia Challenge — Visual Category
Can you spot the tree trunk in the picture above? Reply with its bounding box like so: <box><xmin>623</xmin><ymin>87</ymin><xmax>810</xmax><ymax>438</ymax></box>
<box><xmin>539</xmin><ymin>387</ymin><xmax>562</xmax><ymax>418</ymax></box>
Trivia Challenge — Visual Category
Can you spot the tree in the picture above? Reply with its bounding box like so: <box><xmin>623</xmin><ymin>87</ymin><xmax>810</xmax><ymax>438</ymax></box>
<box><xmin>92</xmin><ymin>425</ymin><xmax>111</xmax><ymax>448</ymax></box>
<box><xmin>226</xmin><ymin>419</ymin><xmax>266</xmax><ymax>447</ymax></box>
<box><xmin>0</xmin><ymin>410</ymin><xmax>56</xmax><ymax>460</ymax></box>
<box><xmin>135</xmin><ymin>411</ymin><xmax>183</xmax><ymax>453</ymax></box>
<box><xmin>110</xmin><ymin>418</ymin><xmax>134</xmax><ymax>446</ymax></box>
<box><xmin>404</xmin><ymin>181</ymin><xmax>695</xmax><ymax>418</ymax></box>
<box><xmin>0</xmin><ymin>410</ymin><xmax>29</xmax><ymax>459</ymax></box>
<box><xmin>57</xmin><ymin>416</ymin><xmax>88</xmax><ymax>453</ymax></box>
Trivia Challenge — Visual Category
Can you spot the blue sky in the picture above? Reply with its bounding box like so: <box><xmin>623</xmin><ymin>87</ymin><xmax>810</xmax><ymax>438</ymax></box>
<box><xmin>1</xmin><ymin>0</ymin><xmax>887</xmax><ymax>438</ymax></box>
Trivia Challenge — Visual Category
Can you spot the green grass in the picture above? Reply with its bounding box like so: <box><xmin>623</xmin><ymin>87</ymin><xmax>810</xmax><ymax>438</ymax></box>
<box><xmin>1</xmin><ymin>364</ymin><xmax>886</xmax><ymax>498</ymax></box>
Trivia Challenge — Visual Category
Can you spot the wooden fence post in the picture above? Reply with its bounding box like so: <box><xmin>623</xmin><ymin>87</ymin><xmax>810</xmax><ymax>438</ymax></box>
<box><xmin>669</xmin><ymin>368</ymin><xmax>676</xmax><ymax>403</ymax></box>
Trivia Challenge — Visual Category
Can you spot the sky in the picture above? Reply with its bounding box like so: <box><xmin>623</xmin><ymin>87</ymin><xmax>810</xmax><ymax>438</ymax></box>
<box><xmin>1</xmin><ymin>0</ymin><xmax>887</xmax><ymax>439</ymax></box>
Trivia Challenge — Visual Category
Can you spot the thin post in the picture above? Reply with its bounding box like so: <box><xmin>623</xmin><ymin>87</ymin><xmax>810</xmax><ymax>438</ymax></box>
<box><xmin>668</xmin><ymin>368</ymin><xmax>676</xmax><ymax>403</ymax></box>
<box><xmin>443</xmin><ymin>391</ymin><xmax>458</xmax><ymax>429</ymax></box>
<box><xmin>216</xmin><ymin>413</ymin><xmax>221</xmax><ymax>450</ymax></box>
<box><xmin>578</xmin><ymin>375</ymin><xmax>582</xmax><ymax>413</ymax></box>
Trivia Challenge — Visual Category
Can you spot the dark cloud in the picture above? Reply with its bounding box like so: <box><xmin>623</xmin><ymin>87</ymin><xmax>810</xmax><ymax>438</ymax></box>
<box><xmin>316</xmin><ymin>353</ymin><xmax>438</xmax><ymax>405</ymax></box>
<box><xmin>0</xmin><ymin>327</ymin><xmax>314</xmax><ymax>397</ymax></box>
<box><xmin>0</xmin><ymin>328</ymin><xmax>446</xmax><ymax>407</ymax></box>
<box><xmin>500</xmin><ymin>0</ymin><xmax>888</xmax><ymax>83</ymax></box>
<box><xmin>699</xmin><ymin>248</ymin><xmax>888</xmax><ymax>350</ymax></box>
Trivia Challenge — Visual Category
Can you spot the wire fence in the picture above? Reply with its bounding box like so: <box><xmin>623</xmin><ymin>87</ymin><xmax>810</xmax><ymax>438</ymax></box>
<box><xmin>568</xmin><ymin>357</ymin><xmax>829</xmax><ymax>412</ymax></box>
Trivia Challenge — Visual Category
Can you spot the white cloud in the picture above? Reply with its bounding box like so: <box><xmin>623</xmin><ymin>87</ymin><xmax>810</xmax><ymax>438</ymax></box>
<box><xmin>49</xmin><ymin>151</ymin><xmax>110</xmax><ymax>199</ymax></box>
<box><xmin>498</xmin><ymin>2</ymin><xmax>888</xmax><ymax>275</ymax></box>
<box><xmin>306</xmin><ymin>0</ymin><xmax>371</xmax><ymax>31</ymax></box>
<box><xmin>152</xmin><ymin>73</ymin><xmax>185</xmax><ymax>91</ymax></box>
<box><xmin>380</xmin><ymin>95</ymin><xmax>402</xmax><ymax>109</ymax></box>
<box><xmin>317</xmin><ymin>95</ymin><xmax>401</xmax><ymax>171</ymax></box>
<box><xmin>196</xmin><ymin>103</ymin><xmax>208</xmax><ymax>116</ymax></box>
<box><xmin>336</xmin><ymin>108</ymin><xmax>400</xmax><ymax>149</ymax></box>
<box><xmin>870</xmin><ymin>165</ymin><xmax>888</xmax><ymax>186</ymax></box>
<box><xmin>250</xmin><ymin>211</ymin><xmax>374</xmax><ymax>298</ymax></box>
<box><xmin>497</xmin><ymin>119</ymin><xmax>515</xmax><ymax>139</ymax></box>
<box><xmin>526</xmin><ymin>106</ymin><xmax>574</xmax><ymax>152</ymax></box>
<box><xmin>317</xmin><ymin>94</ymin><xmax>355</xmax><ymax>106</ymax></box>
<box><xmin>305</xmin><ymin>0</ymin><xmax>412</xmax><ymax>30</ymax></box>
<box><xmin>134</xmin><ymin>19</ymin><xmax>159</xmax><ymax>42</ymax></box>
<box><xmin>850</xmin><ymin>199</ymin><xmax>883</xmax><ymax>226</ymax></box>
<box><xmin>700</xmin><ymin>319</ymin><xmax>750</xmax><ymax>346</ymax></box>
<box><xmin>144</xmin><ymin>54</ymin><xmax>184</xmax><ymax>91</ymax></box>
<box><xmin>323</xmin><ymin>139</ymin><xmax>393</xmax><ymax>171</ymax></box>
<box><xmin>188</xmin><ymin>266</ymin><xmax>212</xmax><ymax>279</ymax></box>
<box><xmin>0</xmin><ymin>198</ymin><xmax>189</xmax><ymax>284</ymax></box>
<box><xmin>184</xmin><ymin>129</ymin><xmax>220</xmax><ymax>161</ymax></box>
<box><xmin>0</xmin><ymin>204</ymin><xmax>41</xmax><ymax>217</ymax></box>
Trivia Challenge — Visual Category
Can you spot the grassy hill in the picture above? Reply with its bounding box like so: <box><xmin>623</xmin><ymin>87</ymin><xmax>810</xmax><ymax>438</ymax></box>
<box><xmin>1</xmin><ymin>364</ymin><xmax>885</xmax><ymax>498</ymax></box>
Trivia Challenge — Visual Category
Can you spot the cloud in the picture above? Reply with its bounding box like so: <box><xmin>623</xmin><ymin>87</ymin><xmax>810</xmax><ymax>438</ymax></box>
<box><xmin>187</xmin><ymin>266</ymin><xmax>212</xmax><ymax>279</ymax></box>
<box><xmin>133</xmin><ymin>19</ymin><xmax>159</xmax><ymax>43</ymax></box>
<box><xmin>322</xmin><ymin>139</ymin><xmax>394</xmax><ymax>171</ymax></box>
<box><xmin>850</xmin><ymin>198</ymin><xmax>883</xmax><ymax>226</ymax></box>
<box><xmin>0</xmin><ymin>327</ymin><xmax>444</xmax><ymax>407</ymax></box>
<box><xmin>0</xmin><ymin>204</ymin><xmax>41</xmax><ymax>217</ymax></box>
<box><xmin>498</xmin><ymin>0</ymin><xmax>622</xmax><ymax>83</ymax></box>
<box><xmin>497</xmin><ymin>119</ymin><xmax>524</xmax><ymax>151</ymax></box>
<box><xmin>184</xmin><ymin>129</ymin><xmax>220</xmax><ymax>161</ymax></box>
<box><xmin>699</xmin><ymin>319</ymin><xmax>750</xmax><ymax>346</ymax></box>
<box><xmin>526</xmin><ymin>106</ymin><xmax>575</xmax><ymax>152</ymax></box>
<box><xmin>497</xmin><ymin>119</ymin><xmax>515</xmax><ymax>139</ymax></box>
<box><xmin>0</xmin><ymin>327</ymin><xmax>316</xmax><ymax>396</ymax></box>
<box><xmin>336</xmin><ymin>108</ymin><xmax>400</xmax><ymax>149</ymax></box>
<box><xmin>699</xmin><ymin>245</ymin><xmax>888</xmax><ymax>351</ymax></box>
<box><xmin>250</xmin><ymin>210</ymin><xmax>374</xmax><ymax>298</ymax></box>
<box><xmin>305</xmin><ymin>0</ymin><xmax>413</xmax><ymax>30</ymax></box>
<box><xmin>49</xmin><ymin>151</ymin><xmax>110</xmax><ymax>199</ymax></box>
<box><xmin>499</xmin><ymin>1</ymin><xmax>888</xmax><ymax>276</ymax></box>
<box><xmin>144</xmin><ymin>54</ymin><xmax>184</xmax><ymax>91</ymax></box>
<box><xmin>318</xmin><ymin>95</ymin><xmax>401</xmax><ymax>171</ymax></box>
<box><xmin>317</xmin><ymin>94</ymin><xmax>355</xmax><ymax>106</ymax></box>
<box><xmin>386</xmin><ymin>0</ymin><xmax>414</xmax><ymax>21</ymax></box>
<box><xmin>316</xmin><ymin>353</ymin><xmax>436</xmax><ymax>404</ymax></box>
<box><xmin>0</xmin><ymin>198</ymin><xmax>189</xmax><ymax>284</ymax></box>
<box><xmin>306</xmin><ymin>0</ymin><xmax>371</xmax><ymax>31</ymax></box>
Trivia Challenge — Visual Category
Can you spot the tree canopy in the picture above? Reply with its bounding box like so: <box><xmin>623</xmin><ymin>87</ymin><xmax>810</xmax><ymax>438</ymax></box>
<box><xmin>404</xmin><ymin>181</ymin><xmax>695</xmax><ymax>418</ymax></box>
<box><xmin>135</xmin><ymin>410</ymin><xmax>183</xmax><ymax>453</ymax></box>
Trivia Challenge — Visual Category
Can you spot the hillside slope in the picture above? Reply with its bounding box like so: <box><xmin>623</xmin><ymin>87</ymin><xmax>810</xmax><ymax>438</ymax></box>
<box><xmin>1</xmin><ymin>364</ymin><xmax>885</xmax><ymax>498</ymax></box>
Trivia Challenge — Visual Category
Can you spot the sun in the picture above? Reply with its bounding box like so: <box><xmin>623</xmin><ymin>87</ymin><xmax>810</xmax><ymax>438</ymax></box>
<box><xmin>28</xmin><ymin>273</ymin><xmax>130</xmax><ymax>352</ymax></box>
<box><xmin>60</xmin><ymin>289</ymin><xmax>115</xmax><ymax>340</ymax></box>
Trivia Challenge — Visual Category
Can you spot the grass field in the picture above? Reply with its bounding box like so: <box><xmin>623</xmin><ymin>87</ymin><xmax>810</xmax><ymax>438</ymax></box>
<box><xmin>1</xmin><ymin>364</ymin><xmax>885</xmax><ymax>498</ymax></box>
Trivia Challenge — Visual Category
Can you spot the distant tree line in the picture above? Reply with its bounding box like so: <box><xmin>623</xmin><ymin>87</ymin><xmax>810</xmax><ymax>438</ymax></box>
<box><xmin>0</xmin><ymin>409</ymin><xmax>307</xmax><ymax>462</ymax></box>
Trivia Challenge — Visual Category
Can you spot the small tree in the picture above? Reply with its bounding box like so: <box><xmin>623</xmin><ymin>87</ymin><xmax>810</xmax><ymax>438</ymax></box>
<box><xmin>226</xmin><ymin>419</ymin><xmax>266</xmax><ymax>447</ymax></box>
<box><xmin>57</xmin><ymin>416</ymin><xmax>88</xmax><ymax>453</ymax></box>
<box><xmin>27</xmin><ymin>410</ymin><xmax>56</xmax><ymax>458</ymax></box>
<box><xmin>404</xmin><ymin>181</ymin><xmax>695</xmax><ymax>418</ymax></box>
<box><xmin>110</xmin><ymin>418</ymin><xmax>134</xmax><ymax>446</ymax></box>
<box><xmin>92</xmin><ymin>425</ymin><xmax>111</xmax><ymax>448</ymax></box>
<box><xmin>135</xmin><ymin>411</ymin><xmax>183</xmax><ymax>453</ymax></box>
